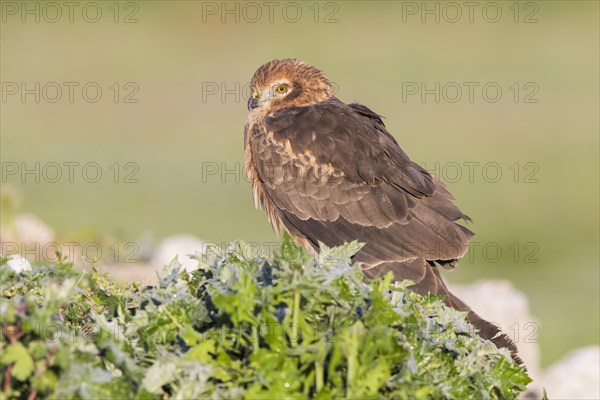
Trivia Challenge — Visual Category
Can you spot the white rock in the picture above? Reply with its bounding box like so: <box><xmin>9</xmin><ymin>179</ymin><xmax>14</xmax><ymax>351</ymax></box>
<box><xmin>540</xmin><ymin>346</ymin><xmax>600</xmax><ymax>399</ymax></box>
<box><xmin>14</xmin><ymin>213</ymin><xmax>55</xmax><ymax>245</ymax></box>
<box><xmin>1</xmin><ymin>213</ymin><xmax>54</xmax><ymax>264</ymax></box>
<box><xmin>151</xmin><ymin>235</ymin><xmax>205</xmax><ymax>273</ymax></box>
<box><xmin>4</xmin><ymin>255</ymin><xmax>32</xmax><ymax>272</ymax></box>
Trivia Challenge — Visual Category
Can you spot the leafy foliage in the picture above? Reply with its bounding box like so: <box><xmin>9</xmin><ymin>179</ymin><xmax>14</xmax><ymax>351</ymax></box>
<box><xmin>0</xmin><ymin>235</ymin><xmax>531</xmax><ymax>399</ymax></box>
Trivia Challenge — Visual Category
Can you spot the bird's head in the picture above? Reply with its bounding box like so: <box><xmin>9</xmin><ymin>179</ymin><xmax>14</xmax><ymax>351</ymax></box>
<box><xmin>247</xmin><ymin>59</ymin><xmax>334</xmax><ymax>112</ymax></box>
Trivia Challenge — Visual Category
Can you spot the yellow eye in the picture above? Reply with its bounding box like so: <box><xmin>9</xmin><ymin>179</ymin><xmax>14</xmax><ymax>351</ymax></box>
<box><xmin>276</xmin><ymin>84</ymin><xmax>288</xmax><ymax>93</ymax></box>
<box><xmin>252</xmin><ymin>91</ymin><xmax>259</xmax><ymax>99</ymax></box>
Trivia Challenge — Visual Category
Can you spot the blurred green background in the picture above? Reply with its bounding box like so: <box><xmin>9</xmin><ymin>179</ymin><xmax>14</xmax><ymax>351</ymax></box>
<box><xmin>1</xmin><ymin>1</ymin><xmax>598</xmax><ymax>367</ymax></box>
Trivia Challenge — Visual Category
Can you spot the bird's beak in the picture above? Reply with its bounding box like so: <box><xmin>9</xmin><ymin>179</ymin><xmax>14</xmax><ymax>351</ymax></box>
<box><xmin>247</xmin><ymin>96</ymin><xmax>259</xmax><ymax>111</ymax></box>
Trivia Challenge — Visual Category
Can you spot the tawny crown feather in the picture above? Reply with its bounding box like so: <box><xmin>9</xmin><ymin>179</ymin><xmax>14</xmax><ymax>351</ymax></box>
<box><xmin>250</xmin><ymin>59</ymin><xmax>334</xmax><ymax>107</ymax></box>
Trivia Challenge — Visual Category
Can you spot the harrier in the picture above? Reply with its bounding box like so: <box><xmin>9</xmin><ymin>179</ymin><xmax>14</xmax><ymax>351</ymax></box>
<box><xmin>244</xmin><ymin>58</ymin><xmax>522</xmax><ymax>365</ymax></box>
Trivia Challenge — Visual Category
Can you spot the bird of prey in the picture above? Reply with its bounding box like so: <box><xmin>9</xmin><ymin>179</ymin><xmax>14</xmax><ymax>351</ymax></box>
<box><xmin>244</xmin><ymin>58</ymin><xmax>522</xmax><ymax>365</ymax></box>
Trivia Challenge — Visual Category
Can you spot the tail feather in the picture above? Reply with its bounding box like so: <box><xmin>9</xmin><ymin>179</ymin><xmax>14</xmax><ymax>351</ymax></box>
<box><xmin>363</xmin><ymin>260</ymin><xmax>524</xmax><ymax>367</ymax></box>
<box><xmin>440</xmin><ymin>277</ymin><xmax>525</xmax><ymax>366</ymax></box>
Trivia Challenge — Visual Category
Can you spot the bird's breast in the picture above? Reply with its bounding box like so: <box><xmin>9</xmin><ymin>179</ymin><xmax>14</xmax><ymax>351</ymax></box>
<box><xmin>244</xmin><ymin>119</ymin><xmax>286</xmax><ymax>236</ymax></box>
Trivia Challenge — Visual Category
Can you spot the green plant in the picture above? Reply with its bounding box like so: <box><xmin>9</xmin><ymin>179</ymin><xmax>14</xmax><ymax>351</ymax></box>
<box><xmin>0</xmin><ymin>235</ymin><xmax>530</xmax><ymax>399</ymax></box>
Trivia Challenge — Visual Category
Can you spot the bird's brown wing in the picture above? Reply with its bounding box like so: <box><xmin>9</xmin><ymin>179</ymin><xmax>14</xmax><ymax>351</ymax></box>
<box><xmin>248</xmin><ymin>99</ymin><xmax>473</xmax><ymax>268</ymax></box>
<box><xmin>247</xmin><ymin>99</ymin><xmax>523</xmax><ymax>365</ymax></box>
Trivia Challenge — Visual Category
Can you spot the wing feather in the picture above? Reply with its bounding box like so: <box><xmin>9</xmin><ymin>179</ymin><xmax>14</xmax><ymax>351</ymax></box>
<box><xmin>248</xmin><ymin>99</ymin><xmax>472</xmax><ymax>265</ymax></box>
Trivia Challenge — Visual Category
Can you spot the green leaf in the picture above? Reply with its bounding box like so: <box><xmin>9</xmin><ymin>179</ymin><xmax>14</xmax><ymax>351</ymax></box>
<box><xmin>1</xmin><ymin>342</ymin><xmax>35</xmax><ymax>381</ymax></box>
<box><xmin>184</xmin><ymin>339</ymin><xmax>216</xmax><ymax>363</ymax></box>
<box><xmin>181</xmin><ymin>324</ymin><xmax>202</xmax><ymax>346</ymax></box>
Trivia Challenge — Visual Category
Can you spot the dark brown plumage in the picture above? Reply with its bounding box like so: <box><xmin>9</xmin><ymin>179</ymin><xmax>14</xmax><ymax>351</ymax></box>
<box><xmin>244</xmin><ymin>58</ymin><xmax>523</xmax><ymax>365</ymax></box>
